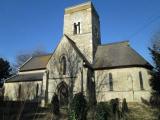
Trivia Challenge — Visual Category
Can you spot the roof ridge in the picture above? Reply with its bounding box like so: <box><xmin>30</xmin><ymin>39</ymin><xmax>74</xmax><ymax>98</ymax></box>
<box><xmin>64</xmin><ymin>34</ymin><xmax>77</xmax><ymax>45</ymax></box>
<box><xmin>100</xmin><ymin>40</ymin><xmax>130</xmax><ymax>46</ymax></box>
<box><xmin>5</xmin><ymin>74</ymin><xmax>18</xmax><ymax>82</ymax></box>
<box><xmin>32</xmin><ymin>53</ymin><xmax>52</xmax><ymax>57</ymax></box>
<box><xmin>18</xmin><ymin>56</ymin><xmax>33</xmax><ymax>70</ymax></box>
<box><xmin>64</xmin><ymin>35</ymin><xmax>91</xmax><ymax>68</ymax></box>
<box><xmin>129</xmin><ymin>46</ymin><xmax>152</xmax><ymax>66</ymax></box>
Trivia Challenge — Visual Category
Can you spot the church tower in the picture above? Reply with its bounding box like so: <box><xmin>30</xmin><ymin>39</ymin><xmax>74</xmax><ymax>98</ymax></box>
<box><xmin>63</xmin><ymin>2</ymin><xmax>101</xmax><ymax>63</ymax></box>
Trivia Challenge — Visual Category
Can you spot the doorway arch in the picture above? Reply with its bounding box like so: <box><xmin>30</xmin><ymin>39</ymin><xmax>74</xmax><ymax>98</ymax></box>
<box><xmin>57</xmin><ymin>81</ymin><xmax>68</xmax><ymax>106</ymax></box>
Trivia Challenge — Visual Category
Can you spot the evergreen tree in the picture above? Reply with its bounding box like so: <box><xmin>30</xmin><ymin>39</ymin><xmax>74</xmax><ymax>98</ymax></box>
<box><xmin>0</xmin><ymin>58</ymin><xmax>12</xmax><ymax>84</ymax></box>
<box><xmin>70</xmin><ymin>92</ymin><xmax>87</xmax><ymax>120</ymax></box>
<box><xmin>149</xmin><ymin>31</ymin><xmax>160</xmax><ymax>106</ymax></box>
<box><xmin>149</xmin><ymin>47</ymin><xmax>160</xmax><ymax>94</ymax></box>
<box><xmin>51</xmin><ymin>93</ymin><xmax>60</xmax><ymax>115</ymax></box>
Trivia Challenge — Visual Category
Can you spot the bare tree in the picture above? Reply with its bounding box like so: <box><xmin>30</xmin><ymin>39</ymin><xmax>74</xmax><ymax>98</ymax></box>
<box><xmin>94</xmin><ymin>58</ymin><xmax>125</xmax><ymax>102</ymax></box>
<box><xmin>2</xmin><ymin>82</ymin><xmax>38</xmax><ymax>120</ymax></box>
<box><xmin>95</xmin><ymin>70</ymin><xmax>108</xmax><ymax>101</ymax></box>
<box><xmin>13</xmin><ymin>48</ymin><xmax>47</xmax><ymax>73</ymax></box>
<box><xmin>13</xmin><ymin>83</ymin><xmax>35</xmax><ymax>120</ymax></box>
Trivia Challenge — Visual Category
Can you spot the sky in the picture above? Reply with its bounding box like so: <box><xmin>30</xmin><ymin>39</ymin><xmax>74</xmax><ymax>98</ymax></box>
<box><xmin>0</xmin><ymin>0</ymin><xmax>160</xmax><ymax>65</ymax></box>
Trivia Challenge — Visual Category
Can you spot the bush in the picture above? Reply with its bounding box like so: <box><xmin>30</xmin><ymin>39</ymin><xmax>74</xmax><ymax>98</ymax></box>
<box><xmin>122</xmin><ymin>98</ymin><xmax>128</xmax><ymax>113</ymax></box>
<box><xmin>70</xmin><ymin>92</ymin><xmax>87</xmax><ymax>120</ymax></box>
<box><xmin>68</xmin><ymin>110</ymin><xmax>76</xmax><ymax>120</ymax></box>
<box><xmin>110</xmin><ymin>98</ymin><xmax>123</xmax><ymax>119</ymax></box>
<box><xmin>95</xmin><ymin>102</ymin><xmax>111</xmax><ymax>120</ymax></box>
<box><xmin>110</xmin><ymin>98</ymin><xmax>120</xmax><ymax>114</ymax></box>
<box><xmin>150</xmin><ymin>92</ymin><xmax>160</xmax><ymax>108</ymax></box>
<box><xmin>51</xmin><ymin>94</ymin><xmax>60</xmax><ymax>115</ymax></box>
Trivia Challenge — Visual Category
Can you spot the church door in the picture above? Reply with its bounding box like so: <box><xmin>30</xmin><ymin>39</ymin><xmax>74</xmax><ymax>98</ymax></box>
<box><xmin>57</xmin><ymin>82</ymin><xmax>68</xmax><ymax>106</ymax></box>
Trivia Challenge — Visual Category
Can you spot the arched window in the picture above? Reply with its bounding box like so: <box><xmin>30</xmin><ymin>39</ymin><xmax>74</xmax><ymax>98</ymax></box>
<box><xmin>139</xmin><ymin>71</ymin><xmax>144</xmax><ymax>90</ymax></box>
<box><xmin>109</xmin><ymin>73</ymin><xmax>113</xmax><ymax>91</ymax></box>
<box><xmin>60</xmin><ymin>55</ymin><xmax>67</xmax><ymax>75</ymax></box>
<box><xmin>18</xmin><ymin>84</ymin><xmax>21</xmax><ymax>100</ymax></box>
<box><xmin>36</xmin><ymin>84</ymin><xmax>39</xmax><ymax>98</ymax></box>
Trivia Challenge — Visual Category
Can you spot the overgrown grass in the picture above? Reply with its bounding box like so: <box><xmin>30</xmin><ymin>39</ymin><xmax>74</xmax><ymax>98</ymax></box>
<box><xmin>125</xmin><ymin>102</ymin><xmax>159</xmax><ymax>120</ymax></box>
<box><xmin>0</xmin><ymin>100</ymin><xmax>159</xmax><ymax>120</ymax></box>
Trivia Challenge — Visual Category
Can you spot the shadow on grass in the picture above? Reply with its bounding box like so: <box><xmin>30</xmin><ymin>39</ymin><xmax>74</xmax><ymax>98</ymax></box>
<box><xmin>0</xmin><ymin>100</ymin><xmax>48</xmax><ymax>120</ymax></box>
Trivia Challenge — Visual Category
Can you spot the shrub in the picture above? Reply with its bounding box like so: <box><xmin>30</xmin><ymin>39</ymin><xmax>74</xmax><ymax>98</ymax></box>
<box><xmin>70</xmin><ymin>92</ymin><xmax>87</xmax><ymax>120</ymax></box>
<box><xmin>110</xmin><ymin>98</ymin><xmax>120</xmax><ymax>114</ymax></box>
<box><xmin>68</xmin><ymin>110</ymin><xmax>76</xmax><ymax>120</ymax></box>
<box><xmin>51</xmin><ymin>94</ymin><xmax>60</xmax><ymax>115</ymax></box>
<box><xmin>150</xmin><ymin>92</ymin><xmax>160</xmax><ymax>108</ymax></box>
<box><xmin>95</xmin><ymin>102</ymin><xmax>111</xmax><ymax>120</ymax></box>
<box><xmin>122</xmin><ymin>98</ymin><xmax>128</xmax><ymax>113</ymax></box>
<box><xmin>110</xmin><ymin>98</ymin><xmax>123</xmax><ymax>119</ymax></box>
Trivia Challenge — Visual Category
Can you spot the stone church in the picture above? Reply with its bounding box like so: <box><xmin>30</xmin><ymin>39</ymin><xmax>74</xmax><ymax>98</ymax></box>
<box><xmin>4</xmin><ymin>2</ymin><xmax>152</xmax><ymax>106</ymax></box>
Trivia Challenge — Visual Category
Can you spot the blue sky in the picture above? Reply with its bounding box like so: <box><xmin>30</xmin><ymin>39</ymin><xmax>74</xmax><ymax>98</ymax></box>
<box><xmin>0</xmin><ymin>0</ymin><xmax>160</xmax><ymax>65</ymax></box>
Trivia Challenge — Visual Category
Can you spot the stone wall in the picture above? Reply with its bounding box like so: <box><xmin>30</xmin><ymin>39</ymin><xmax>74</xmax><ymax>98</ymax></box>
<box><xmin>95</xmin><ymin>67</ymin><xmax>151</xmax><ymax>102</ymax></box>
<box><xmin>63</xmin><ymin>2</ymin><xmax>100</xmax><ymax>63</ymax></box>
<box><xmin>4</xmin><ymin>81</ymin><xmax>42</xmax><ymax>101</ymax></box>
<box><xmin>46</xmin><ymin>36</ymin><xmax>88</xmax><ymax>102</ymax></box>
<box><xmin>64</xmin><ymin>6</ymin><xmax>93</xmax><ymax>63</ymax></box>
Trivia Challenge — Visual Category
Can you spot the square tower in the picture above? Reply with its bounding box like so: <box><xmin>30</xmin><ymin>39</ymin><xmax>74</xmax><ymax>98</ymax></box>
<box><xmin>63</xmin><ymin>2</ymin><xmax>101</xmax><ymax>63</ymax></box>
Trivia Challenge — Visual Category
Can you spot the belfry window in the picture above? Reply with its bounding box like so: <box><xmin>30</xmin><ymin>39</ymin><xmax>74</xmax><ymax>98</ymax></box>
<box><xmin>60</xmin><ymin>56</ymin><xmax>67</xmax><ymax>75</ymax></box>
<box><xmin>73</xmin><ymin>22</ymin><xmax>80</xmax><ymax>34</ymax></box>
<box><xmin>139</xmin><ymin>72</ymin><xmax>144</xmax><ymax>90</ymax></box>
<box><xmin>109</xmin><ymin>73</ymin><xmax>113</xmax><ymax>91</ymax></box>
